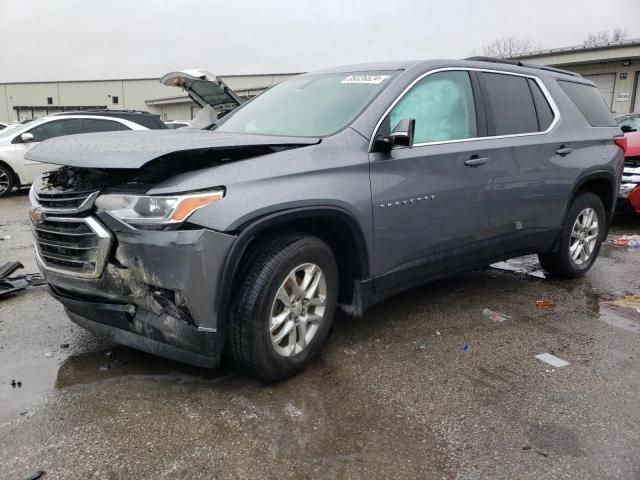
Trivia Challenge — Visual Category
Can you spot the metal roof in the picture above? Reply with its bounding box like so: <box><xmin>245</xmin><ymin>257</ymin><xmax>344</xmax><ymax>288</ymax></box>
<box><xmin>513</xmin><ymin>38</ymin><xmax>640</xmax><ymax>59</ymax></box>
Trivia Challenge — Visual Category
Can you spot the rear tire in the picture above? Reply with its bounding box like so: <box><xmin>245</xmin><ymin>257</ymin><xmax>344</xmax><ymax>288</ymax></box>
<box><xmin>538</xmin><ymin>192</ymin><xmax>605</xmax><ymax>278</ymax></box>
<box><xmin>0</xmin><ymin>164</ymin><xmax>14</xmax><ymax>198</ymax></box>
<box><xmin>226</xmin><ymin>233</ymin><xmax>338</xmax><ymax>383</ymax></box>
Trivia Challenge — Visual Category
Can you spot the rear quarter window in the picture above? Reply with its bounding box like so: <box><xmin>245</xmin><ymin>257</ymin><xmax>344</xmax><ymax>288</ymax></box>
<box><xmin>558</xmin><ymin>80</ymin><xmax>616</xmax><ymax>127</ymax></box>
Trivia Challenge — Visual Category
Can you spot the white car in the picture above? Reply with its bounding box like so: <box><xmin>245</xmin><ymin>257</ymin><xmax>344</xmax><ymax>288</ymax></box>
<box><xmin>0</xmin><ymin>115</ymin><xmax>147</xmax><ymax>197</ymax></box>
<box><xmin>164</xmin><ymin>120</ymin><xmax>191</xmax><ymax>129</ymax></box>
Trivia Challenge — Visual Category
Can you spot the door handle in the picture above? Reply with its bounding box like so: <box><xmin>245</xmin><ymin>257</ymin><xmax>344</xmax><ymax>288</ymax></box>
<box><xmin>464</xmin><ymin>156</ymin><xmax>489</xmax><ymax>167</ymax></box>
<box><xmin>556</xmin><ymin>146</ymin><xmax>573</xmax><ymax>156</ymax></box>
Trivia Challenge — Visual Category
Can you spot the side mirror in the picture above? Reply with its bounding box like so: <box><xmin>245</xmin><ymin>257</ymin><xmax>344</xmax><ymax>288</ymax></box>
<box><xmin>373</xmin><ymin>118</ymin><xmax>416</xmax><ymax>152</ymax></box>
<box><xmin>389</xmin><ymin>119</ymin><xmax>415</xmax><ymax>148</ymax></box>
<box><xmin>20</xmin><ymin>132</ymin><xmax>34</xmax><ymax>143</ymax></box>
<box><xmin>621</xmin><ymin>125</ymin><xmax>637</xmax><ymax>133</ymax></box>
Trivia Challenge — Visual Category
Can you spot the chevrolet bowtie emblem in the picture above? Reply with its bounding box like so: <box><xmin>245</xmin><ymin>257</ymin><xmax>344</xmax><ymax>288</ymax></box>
<box><xmin>30</xmin><ymin>208</ymin><xmax>45</xmax><ymax>225</ymax></box>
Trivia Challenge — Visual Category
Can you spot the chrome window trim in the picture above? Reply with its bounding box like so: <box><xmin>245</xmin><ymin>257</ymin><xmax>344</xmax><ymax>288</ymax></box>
<box><xmin>33</xmin><ymin>215</ymin><xmax>112</xmax><ymax>279</ymax></box>
<box><xmin>368</xmin><ymin>67</ymin><xmax>561</xmax><ymax>152</ymax></box>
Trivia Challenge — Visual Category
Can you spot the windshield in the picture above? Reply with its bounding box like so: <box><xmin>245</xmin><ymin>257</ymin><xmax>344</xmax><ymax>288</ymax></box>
<box><xmin>618</xmin><ymin>115</ymin><xmax>640</xmax><ymax>132</ymax></box>
<box><xmin>215</xmin><ymin>71</ymin><xmax>397</xmax><ymax>137</ymax></box>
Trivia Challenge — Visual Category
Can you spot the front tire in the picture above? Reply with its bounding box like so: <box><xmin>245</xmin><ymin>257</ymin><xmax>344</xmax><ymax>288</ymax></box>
<box><xmin>0</xmin><ymin>164</ymin><xmax>15</xmax><ymax>198</ymax></box>
<box><xmin>538</xmin><ymin>192</ymin><xmax>606</xmax><ymax>278</ymax></box>
<box><xmin>226</xmin><ymin>233</ymin><xmax>338</xmax><ymax>382</ymax></box>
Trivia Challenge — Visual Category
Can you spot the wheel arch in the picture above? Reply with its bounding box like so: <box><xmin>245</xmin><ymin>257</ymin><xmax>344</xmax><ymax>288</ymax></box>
<box><xmin>555</xmin><ymin>172</ymin><xmax>616</xmax><ymax>251</ymax></box>
<box><xmin>0</xmin><ymin>158</ymin><xmax>20</xmax><ymax>188</ymax></box>
<box><xmin>216</xmin><ymin>206</ymin><xmax>371</xmax><ymax>326</ymax></box>
<box><xmin>570</xmin><ymin>172</ymin><xmax>616</xmax><ymax>222</ymax></box>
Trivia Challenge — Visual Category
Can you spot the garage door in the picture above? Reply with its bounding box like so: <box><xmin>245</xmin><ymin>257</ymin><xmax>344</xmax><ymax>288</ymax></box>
<box><xmin>584</xmin><ymin>73</ymin><xmax>616</xmax><ymax>110</ymax></box>
<box><xmin>634</xmin><ymin>71</ymin><xmax>640</xmax><ymax>112</ymax></box>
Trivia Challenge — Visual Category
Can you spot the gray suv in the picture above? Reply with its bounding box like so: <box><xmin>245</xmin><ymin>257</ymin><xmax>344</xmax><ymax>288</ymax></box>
<box><xmin>27</xmin><ymin>58</ymin><xmax>623</xmax><ymax>382</ymax></box>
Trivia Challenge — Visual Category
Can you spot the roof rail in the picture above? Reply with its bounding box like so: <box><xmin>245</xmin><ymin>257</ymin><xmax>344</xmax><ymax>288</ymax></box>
<box><xmin>464</xmin><ymin>56</ymin><xmax>581</xmax><ymax>78</ymax></box>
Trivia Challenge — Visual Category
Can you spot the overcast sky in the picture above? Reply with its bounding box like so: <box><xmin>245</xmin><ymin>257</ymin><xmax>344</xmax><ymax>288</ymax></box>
<box><xmin>0</xmin><ymin>0</ymin><xmax>638</xmax><ymax>82</ymax></box>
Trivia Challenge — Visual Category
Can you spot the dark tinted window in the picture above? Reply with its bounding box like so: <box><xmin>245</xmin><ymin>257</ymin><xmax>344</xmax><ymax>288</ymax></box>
<box><xmin>558</xmin><ymin>81</ymin><xmax>616</xmax><ymax>127</ymax></box>
<box><xmin>527</xmin><ymin>79</ymin><xmax>554</xmax><ymax>131</ymax></box>
<box><xmin>24</xmin><ymin>119</ymin><xmax>83</xmax><ymax>142</ymax></box>
<box><xmin>81</xmin><ymin>119</ymin><xmax>129</xmax><ymax>133</ymax></box>
<box><xmin>480</xmin><ymin>73</ymin><xmax>538</xmax><ymax>135</ymax></box>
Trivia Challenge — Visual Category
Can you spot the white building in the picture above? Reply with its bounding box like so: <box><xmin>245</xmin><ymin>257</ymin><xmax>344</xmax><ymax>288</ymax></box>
<box><xmin>514</xmin><ymin>38</ymin><xmax>640</xmax><ymax>113</ymax></box>
<box><xmin>0</xmin><ymin>73</ymin><xmax>299</xmax><ymax>123</ymax></box>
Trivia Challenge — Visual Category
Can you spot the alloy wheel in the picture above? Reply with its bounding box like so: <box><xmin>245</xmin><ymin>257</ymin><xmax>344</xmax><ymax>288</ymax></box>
<box><xmin>269</xmin><ymin>263</ymin><xmax>327</xmax><ymax>357</ymax></box>
<box><xmin>0</xmin><ymin>169</ymin><xmax>10</xmax><ymax>195</ymax></box>
<box><xmin>569</xmin><ymin>207</ymin><xmax>599</xmax><ymax>265</ymax></box>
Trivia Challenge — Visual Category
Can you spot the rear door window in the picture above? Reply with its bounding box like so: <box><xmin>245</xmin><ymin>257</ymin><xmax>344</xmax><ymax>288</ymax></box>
<box><xmin>480</xmin><ymin>73</ymin><xmax>539</xmax><ymax>135</ymax></box>
<box><xmin>558</xmin><ymin>80</ymin><xmax>616</xmax><ymax>127</ymax></box>
<box><xmin>81</xmin><ymin>119</ymin><xmax>129</xmax><ymax>133</ymax></box>
<box><xmin>388</xmin><ymin>70</ymin><xmax>477</xmax><ymax>143</ymax></box>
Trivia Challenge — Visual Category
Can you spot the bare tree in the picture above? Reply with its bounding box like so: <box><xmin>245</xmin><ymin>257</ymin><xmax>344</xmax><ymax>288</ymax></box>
<box><xmin>583</xmin><ymin>27</ymin><xmax>628</xmax><ymax>46</ymax></box>
<box><xmin>476</xmin><ymin>36</ymin><xmax>542</xmax><ymax>58</ymax></box>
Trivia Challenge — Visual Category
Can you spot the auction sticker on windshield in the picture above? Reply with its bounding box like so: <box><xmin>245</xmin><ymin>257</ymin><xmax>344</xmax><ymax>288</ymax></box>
<box><xmin>341</xmin><ymin>74</ymin><xmax>390</xmax><ymax>84</ymax></box>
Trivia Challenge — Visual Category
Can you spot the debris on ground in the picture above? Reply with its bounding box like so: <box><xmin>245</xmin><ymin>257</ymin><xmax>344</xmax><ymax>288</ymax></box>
<box><xmin>598</xmin><ymin>296</ymin><xmax>640</xmax><ymax>333</ymax></box>
<box><xmin>463</xmin><ymin>344</ymin><xmax>472</xmax><ymax>352</ymax></box>
<box><xmin>615</xmin><ymin>295</ymin><xmax>640</xmax><ymax>309</ymax></box>
<box><xmin>490</xmin><ymin>256</ymin><xmax>546</xmax><ymax>279</ymax></box>
<box><xmin>611</xmin><ymin>235</ymin><xmax>640</xmax><ymax>247</ymax></box>
<box><xmin>416</xmin><ymin>343</ymin><xmax>427</xmax><ymax>351</ymax></box>
<box><xmin>44</xmin><ymin>352</ymin><xmax>53</xmax><ymax>358</ymax></box>
<box><xmin>535</xmin><ymin>353</ymin><xmax>569</xmax><ymax>368</ymax></box>
<box><xmin>99</xmin><ymin>364</ymin><xmax>111</xmax><ymax>371</ymax></box>
<box><xmin>0</xmin><ymin>235</ymin><xmax>10</xmax><ymax>241</ymax></box>
<box><xmin>59</xmin><ymin>343</ymin><xmax>70</xmax><ymax>349</ymax></box>
<box><xmin>10</xmin><ymin>379</ymin><xmax>22</xmax><ymax>388</ymax></box>
<box><xmin>24</xmin><ymin>470</ymin><xmax>46</xmax><ymax>480</ymax></box>
<box><xmin>0</xmin><ymin>262</ymin><xmax>45</xmax><ymax>300</ymax></box>
<box><xmin>435</xmin><ymin>330</ymin><xmax>441</xmax><ymax>336</ymax></box>
<box><xmin>482</xmin><ymin>308</ymin><xmax>511</xmax><ymax>323</ymax></box>
<box><xmin>535</xmin><ymin>300</ymin><xmax>557</xmax><ymax>312</ymax></box>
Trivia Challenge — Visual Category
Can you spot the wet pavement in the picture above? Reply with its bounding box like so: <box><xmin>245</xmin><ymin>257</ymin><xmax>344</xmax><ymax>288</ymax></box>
<box><xmin>1</xmin><ymin>190</ymin><xmax>639</xmax><ymax>479</ymax></box>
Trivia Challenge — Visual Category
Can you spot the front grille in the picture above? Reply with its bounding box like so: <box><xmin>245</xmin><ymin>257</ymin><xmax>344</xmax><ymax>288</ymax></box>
<box><xmin>622</xmin><ymin>157</ymin><xmax>640</xmax><ymax>183</ymax></box>
<box><xmin>35</xmin><ymin>190</ymin><xmax>98</xmax><ymax>212</ymax></box>
<box><xmin>32</xmin><ymin>216</ymin><xmax>112</xmax><ymax>278</ymax></box>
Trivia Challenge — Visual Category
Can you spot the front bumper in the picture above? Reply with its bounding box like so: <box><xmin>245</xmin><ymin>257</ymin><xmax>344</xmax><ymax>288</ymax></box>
<box><xmin>38</xmin><ymin>216</ymin><xmax>236</xmax><ymax>367</ymax></box>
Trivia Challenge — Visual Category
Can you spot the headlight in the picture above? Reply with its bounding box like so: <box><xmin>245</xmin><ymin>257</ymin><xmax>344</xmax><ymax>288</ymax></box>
<box><xmin>95</xmin><ymin>190</ymin><xmax>224</xmax><ymax>226</ymax></box>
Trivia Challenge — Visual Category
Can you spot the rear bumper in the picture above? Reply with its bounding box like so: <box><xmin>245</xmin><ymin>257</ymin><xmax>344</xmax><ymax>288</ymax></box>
<box><xmin>39</xmin><ymin>220</ymin><xmax>237</xmax><ymax>367</ymax></box>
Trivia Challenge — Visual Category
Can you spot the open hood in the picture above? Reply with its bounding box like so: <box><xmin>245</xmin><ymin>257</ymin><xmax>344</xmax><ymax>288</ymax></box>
<box><xmin>25</xmin><ymin>129</ymin><xmax>320</xmax><ymax>170</ymax></box>
<box><xmin>160</xmin><ymin>69</ymin><xmax>244</xmax><ymax>113</ymax></box>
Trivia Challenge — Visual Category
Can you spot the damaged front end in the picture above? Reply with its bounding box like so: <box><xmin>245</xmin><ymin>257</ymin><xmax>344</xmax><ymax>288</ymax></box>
<box><xmin>26</xmin><ymin>129</ymin><xmax>321</xmax><ymax>367</ymax></box>
<box><xmin>30</xmin><ymin>166</ymin><xmax>236</xmax><ymax>367</ymax></box>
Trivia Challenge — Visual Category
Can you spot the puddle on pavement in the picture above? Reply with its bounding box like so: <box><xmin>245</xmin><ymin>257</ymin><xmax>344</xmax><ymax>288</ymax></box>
<box><xmin>1</xmin><ymin>345</ymin><xmax>234</xmax><ymax>425</ymax></box>
<box><xmin>55</xmin><ymin>346</ymin><xmax>235</xmax><ymax>388</ymax></box>
<box><xmin>490</xmin><ymin>255</ymin><xmax>546</xmax><ymax>279</ymax></box>
<box><xmin>598</xmin><ymin>297</ymin><xmax>640</xmax><ymax>333</ymax></box>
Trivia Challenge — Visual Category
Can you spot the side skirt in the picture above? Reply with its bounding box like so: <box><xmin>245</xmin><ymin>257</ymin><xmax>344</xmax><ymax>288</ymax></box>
<box><xmin>340</xmin><ymin>228</ymin><xmax>560</xmax><ymax>318</ymax></box>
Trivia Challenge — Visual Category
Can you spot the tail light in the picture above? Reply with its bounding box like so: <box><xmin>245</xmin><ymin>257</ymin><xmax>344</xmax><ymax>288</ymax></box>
<box><xmin>614</xmin><ymin>136</ymin><xmax>627</xmax><ymax>154</ymax></box>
